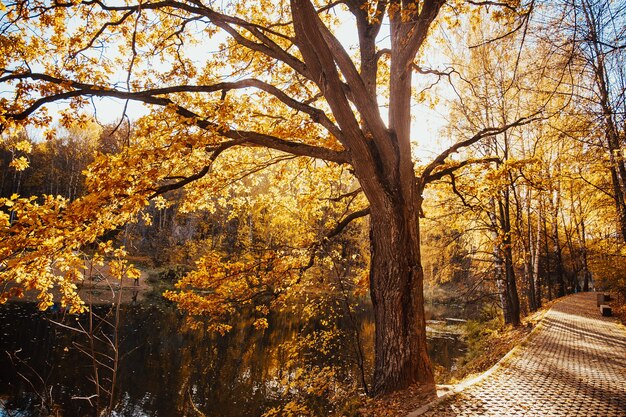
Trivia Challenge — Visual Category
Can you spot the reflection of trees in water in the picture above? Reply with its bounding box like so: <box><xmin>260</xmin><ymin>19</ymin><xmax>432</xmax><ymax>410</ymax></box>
<box><xmin>0</xmin><ymin>300</ymin><xmax>125</xmax><ymax>416</ymax></box>
<box><xmin>0</xmin><ymin>297</ymin><xmax>467</xmax><ymax>416</ymax></box>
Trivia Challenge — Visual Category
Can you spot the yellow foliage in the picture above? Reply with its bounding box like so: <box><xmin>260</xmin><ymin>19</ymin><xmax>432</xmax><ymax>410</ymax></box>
<box><xmin>14</xmin><ymin>140</ymin><xmax>32</xmax><ymax>153</ymax></box>
<box><xmin>252</xmin><ymin>317</ymin><xmax>269</xmax><ymax>330</ymax></box>
<box><xmin>126</xmin><ymin>266</ymin><xmax>141</xmax><ymax>280</ymax></box>
<box><xmin>9</xmin><ymin>156</ymin><xmax>29</xmax><ymax>171</ymax></box>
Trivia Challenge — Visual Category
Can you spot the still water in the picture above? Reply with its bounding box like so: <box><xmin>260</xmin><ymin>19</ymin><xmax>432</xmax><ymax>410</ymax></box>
<box><xmin>0</xmin><ymin>296</ymin><xmax>467</xmax><ymax>416</ymax></box>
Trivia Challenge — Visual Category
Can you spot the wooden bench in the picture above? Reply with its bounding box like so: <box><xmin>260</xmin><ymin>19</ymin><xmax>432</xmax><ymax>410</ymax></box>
<box><xmin>600</xmin><ymin>304</ymin><xmax>612</xmax><ymax>317</ymax></box>
<box><xmin>597</xmin><ymin>293</ymin><xmax>611</xmax><ymax>306</ymax></box>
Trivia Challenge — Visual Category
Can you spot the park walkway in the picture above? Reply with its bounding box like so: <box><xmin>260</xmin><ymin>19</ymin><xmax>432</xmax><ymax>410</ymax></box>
<box><xmin>413</xmin><ymin>292</ymin><xmax>626</xmax><ymax>416</ymax></box>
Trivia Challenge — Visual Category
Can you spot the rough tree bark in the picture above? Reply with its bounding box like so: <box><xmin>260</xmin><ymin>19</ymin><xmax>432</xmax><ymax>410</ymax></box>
<box><xmin>580</xmin><ymin>219</ymin><xmax>592</xmax><ymax>291</ymax></box>
<box><xmin>368</xmin><ymin>199</ymin><xmax>434</xmax><ymax>394</ymax></box>
<box><xmin>513</xmin><ymin>180</ymin><xmax>537</xmax><ymax>312</ymax></box>
<box><xmin>487</xmin><ymin>131</ymin><xmax>521</xmax><ymax>325</ymax></box>
<box><xmin>541</xmin><ymin>204</ymin><xmax>553</xmax><ymax>300</ymax></box>
<box><xmin>489</xmin><ymin>196</ymin><xmax>520</xmax><ymax>326</ymax></box>
<box><xmin>524</xmin><ymin>193</ymin><xmax>537</xmax><ymax>312</ymax></box>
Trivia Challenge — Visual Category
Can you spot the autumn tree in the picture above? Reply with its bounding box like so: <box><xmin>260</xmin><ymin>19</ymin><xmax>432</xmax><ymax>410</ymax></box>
<box><xmin>437</xmin><ymin>17</ymin><xmax>540</xmax><ymax>325</ymax></box>
<box><xmin>539</xmin><ymin>0</ymin><xmax>626</xmax><ymax>241</ymax></box>
<box><xmin>0</xmin><ymin>0</ymin><xmax>537</xmax><ymax>394</ymax></box>
<box><xmin>428</xmin><ymin>2</ymin><xmax>612</xmax><ymax>317</ymax></box>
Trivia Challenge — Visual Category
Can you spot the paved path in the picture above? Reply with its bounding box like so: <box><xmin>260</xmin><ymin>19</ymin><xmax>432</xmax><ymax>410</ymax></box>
<box><xmin>416</xmin><ymin>292</ymin><xmax>626</xmax><ymax>416</ymax></box>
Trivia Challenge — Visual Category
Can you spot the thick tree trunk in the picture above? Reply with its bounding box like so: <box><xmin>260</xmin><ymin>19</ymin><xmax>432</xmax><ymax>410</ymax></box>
<box><xmin>291</xmin><ymin>0</ymin><xmax>441</xmax><ymax>396</ymax></box>
<box><xmin>368</xmin><ymin>198</ymin><xmax>434</xmax><ymax>395</ymax></box>
<box><xmin>359</xmin><ymin>6</ymin><xmax>438</xmax><ymax>394</ymax></box>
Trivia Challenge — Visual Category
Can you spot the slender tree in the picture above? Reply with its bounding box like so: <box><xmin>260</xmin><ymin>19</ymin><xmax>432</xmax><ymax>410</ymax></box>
<box><xmin>544</xmin><ymin>0</ymin><xmax>626</xmax><ymax>240</ymax></box>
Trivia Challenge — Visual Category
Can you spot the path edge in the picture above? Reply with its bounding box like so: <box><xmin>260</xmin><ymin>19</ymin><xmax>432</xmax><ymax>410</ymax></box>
<box><xmin>406</xmin><ymin>299</ymin><xmax>557</xmax><ymax>417</ymax></box>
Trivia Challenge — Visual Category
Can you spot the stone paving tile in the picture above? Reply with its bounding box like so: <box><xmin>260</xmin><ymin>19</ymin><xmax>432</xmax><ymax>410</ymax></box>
<box><xmin>419</xmin><ymin>292</ymin><xmax>626</xmax><ymax>416</ymax></box>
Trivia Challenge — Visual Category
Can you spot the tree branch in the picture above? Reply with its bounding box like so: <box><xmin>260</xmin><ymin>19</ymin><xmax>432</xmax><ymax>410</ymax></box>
<box><xmin>3</xmin><ymin>73</ymin><xmax>342</xmax><ymax>138</ymax></box>
<box><xmin>150</xmin><ymin>139</ymin><xmax>244</xmax><ymax>197</ymax></box>
<box><xmin>448</xmin><ymin>173</ymin><xmax>477</xmax><ymax>210</ymax></box>
<box><xmin>326</xmin><ymin>187</ymin><xmax>363</xmax><ymax>202</ymax></box>
<box><xmin>0</xmin><ymin>75</ymin><xmax>350</xmax><ymax>164</ymax></box>
<box><xmin>375</xmin><ymin>48</ymin><xmax>391</xmax><ymax>63</ymax></box>
<box><xmin>422</xmin><ymin>157</ymin><xmax>500</xmax><ymax>184</ymax></box>
<box><xmin>468</xmin><ymin>1</ymin><xmax>534</xmax><ymax>50</ymax></box>
<box><xmin>396</xmin><ymin>0</ymin><xmax>446</xmax><ymax>68</ymax></box>
<box><xmin>301</xmin><ymin>207</ymin><xmax>370</xmax><ymax>271</ymax></box>
<box><xmin>466</xmin><ymin>0</ymin><xmax>518</xmax><ymax>12</ymax></box>
<box><xmin>290</xmin><ymin>0</ymin><xmax>374</xmax><ymax>162</ymax></box>
<box><xmin>74</xmin><ymin>0</ymin><xmax>310</xmax><ymax>79</ymax></box>
<box><xmin>418</xmin><ymin>115</ymin><xmax>540</xmax><ymax>191</ymax></box>
<box><xmin>314</xmin><ymin>12</ymin><xmax>390</xmax><ymax>142</ymax></box>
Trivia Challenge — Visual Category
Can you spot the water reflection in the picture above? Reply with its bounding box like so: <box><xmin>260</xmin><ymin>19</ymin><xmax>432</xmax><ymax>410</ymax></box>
<box><xmin>0</xmin><ymin>298</ymin><xmax>466</xmax><ymax>416</ymax></box>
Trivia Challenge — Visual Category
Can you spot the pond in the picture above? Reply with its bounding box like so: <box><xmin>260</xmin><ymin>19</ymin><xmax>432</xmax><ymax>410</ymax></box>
<box><xmin>0</xmin><ymin>295</ymin><xmax>468</xmax><ymax>416</ymax></box>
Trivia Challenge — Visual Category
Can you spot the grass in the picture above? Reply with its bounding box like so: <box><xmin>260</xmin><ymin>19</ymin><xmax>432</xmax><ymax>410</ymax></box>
<box><xmin>443</xmin><ymin>301</ymin><xmax>553</xmax><ymax>385</ymax></box>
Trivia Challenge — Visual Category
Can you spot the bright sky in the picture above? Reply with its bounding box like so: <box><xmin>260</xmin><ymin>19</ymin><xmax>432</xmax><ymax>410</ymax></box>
<box><xmin>26</xmin><ymin>5</ymin><xmax>454</xmax><ymax>161</ymax></box>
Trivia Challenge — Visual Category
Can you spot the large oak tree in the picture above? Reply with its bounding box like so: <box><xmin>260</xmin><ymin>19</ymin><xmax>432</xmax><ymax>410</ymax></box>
<box><xmin>0</xmin><ymin>0</ymin><xmax>532</xmax><ymax>394</ymax></box>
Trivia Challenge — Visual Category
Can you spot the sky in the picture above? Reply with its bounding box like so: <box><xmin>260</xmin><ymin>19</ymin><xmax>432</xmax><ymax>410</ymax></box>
<box><xmin>9</xmin><ymin>2</ymin><xmax>454</xmax><ymax>160</ymax></box>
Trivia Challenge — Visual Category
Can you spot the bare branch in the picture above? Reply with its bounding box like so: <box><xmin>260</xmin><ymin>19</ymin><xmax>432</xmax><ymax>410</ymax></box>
<box><xmin>448</xmin><ymin>173</ymin><xmax>477</xmax><ymax>210</ymax></box>
<box><xmin>69</xmin><ymin>9</ymin><xmax>136</xmax><ymax>58</ymax></box>
<box><xmin>576</xmin><ymin>169</ymin><xmax>615</xmax><ymax>200</ymax></box>
<box><xmin>327</xmin><ymin>207</ymin><xmax>370</xmax><ymax>240</ymax></box>
<box><xmin>468</xmin><ymin>1</ymin><xmax>534</xmax><ymax>50</ymax></box>
<box><xmin>466</xmin><ymin>0</ymin><xmax>517</xmax><ymax>12</ymax></box>
<box><xmin>411</xmin><ymin>64</ymin><xmax>455</xmax><ymax>77</ymax></box>
<box><xmin>69</xmin><ymin>0</ymin><xmax>309</xmax><ymax>78</ymax></box>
